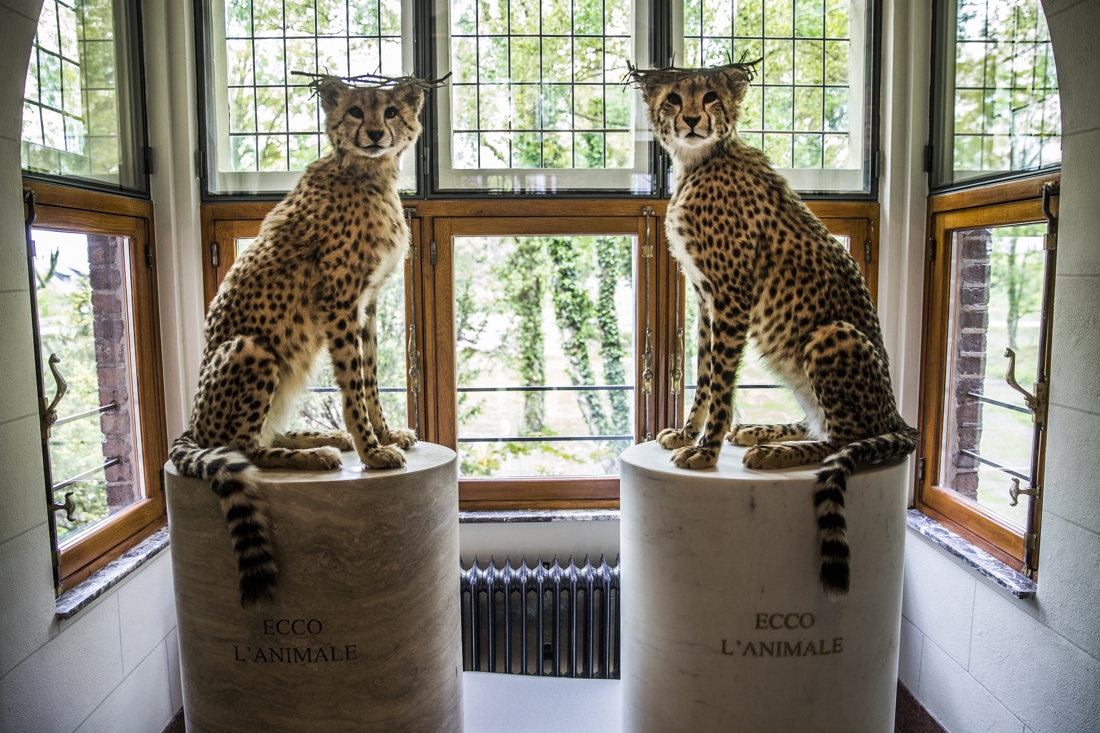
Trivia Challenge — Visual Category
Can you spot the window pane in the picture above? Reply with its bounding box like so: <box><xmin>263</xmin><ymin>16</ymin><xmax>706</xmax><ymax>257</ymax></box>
<box><xmin>933</xmin><ymin>0</ymin><xmax>1060</xmax><ymax>188</ymax></box>
<box><xmin>21</xmin><ymin>0</ymin><xmax>147</xmax><ymax>193</ymax></box>
<box><xmin>287</xmin><ymin>269</ymin><xmax>408</xmax><ymax>433</ymax></box>
<box><xmin>682</xmin><ymin>0</ymin><xmax>870</xmax><ymax>193</ymax></box>
<box><xmin>454</xmin><ymin>235</ymin><xmax>636</xmax><ymax>478</ymax></box>
<box><xmin>33</xmin><ymin>229</ymin><xmax>144</xmax><ymax>542</ymax></box>
<box><xmin>939</xmin><ymin>224</ymin><xmax>1047</xmax><ymax>528</ymax></box>
<box><xmin>202</xmin><ymin>0</ymin><xmax>415</xmax><ymax>195</ymax></box>
<box><xmin>436</xmin><ymin>0</ymin><xmax>651</xmax><ymax>192</ymax></box>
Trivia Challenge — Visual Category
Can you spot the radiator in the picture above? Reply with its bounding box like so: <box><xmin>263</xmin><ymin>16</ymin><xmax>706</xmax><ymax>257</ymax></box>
<box><xmin>460</xmin><ymin>555</ymin><xmax>621</xmax><ymax>679</ymax></box>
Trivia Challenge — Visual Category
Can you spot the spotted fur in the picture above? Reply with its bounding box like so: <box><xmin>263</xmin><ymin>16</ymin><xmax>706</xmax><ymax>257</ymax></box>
<box><xmin>170</xmin><ymin>78</ymin><xmax>422</xmax><ymax>606</ymax></box>
<box><xmin>640</xmin><ymin>67</ymin><xmax>917</xmax><ymax>599</ymax></box>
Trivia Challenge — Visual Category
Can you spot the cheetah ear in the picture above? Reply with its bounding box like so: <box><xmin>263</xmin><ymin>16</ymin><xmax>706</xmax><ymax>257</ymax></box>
<box><xmin>394</xmin><ymin>82</ymin><xmax>426</xmax><ymax>117</ymax></box>
<box><xmin>316</xmin><ymin>77</ymin><xmax>350</xmax><ymax>115</ymax></box>
<box><xmin>719</xmin><ymin>69</ymin><xmax>750</xmax><ymax>107</ymax></box>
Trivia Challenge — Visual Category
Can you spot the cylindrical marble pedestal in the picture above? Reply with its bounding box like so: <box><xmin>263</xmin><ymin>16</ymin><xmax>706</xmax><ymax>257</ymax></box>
<box><xmin>166</xmin><ymin>443</ymin><xmax>461</xmax><ymax>733</ymax></box>
<box><xmin>620</xmin><ymin>441</ymin><xmax>909</xmax><ymax>733</ymax></box>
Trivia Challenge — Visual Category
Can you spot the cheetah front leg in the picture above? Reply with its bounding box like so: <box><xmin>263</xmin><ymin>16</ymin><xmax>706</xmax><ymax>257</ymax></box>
<box><xmin>324</xmin><ymin>308</ymin><xmax>405</xmax><ymax>469</ymax></box>
<box><xmin>657</xmin><ymin>285</ymin><xmax>712</xmax><ymax>450</ymax></box>
<box><xmin>360</xmin><ymin>303</ymin><xmax>416</xmax><ymax>449</ymax></box>
<box><xmin>727</xmin><ymin>422</ymin><xmax>810</xmax><ymax>447</ymax></box>
<box><xmin>671</xmin><ymin>305</ymin><xmax>748</xmax><ymax>469</ymax></box>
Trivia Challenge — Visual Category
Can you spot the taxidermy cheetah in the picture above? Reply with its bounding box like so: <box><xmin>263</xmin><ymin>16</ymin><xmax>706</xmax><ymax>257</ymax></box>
<box><xmin>635</xmin><ymin>62</ymin><xmax>918</xmax><ymax>599</ymax></box>
<box><xmin>170</xmin><ymin>77</ymin><xmax>423</xmax><ymax>605</ymax></box>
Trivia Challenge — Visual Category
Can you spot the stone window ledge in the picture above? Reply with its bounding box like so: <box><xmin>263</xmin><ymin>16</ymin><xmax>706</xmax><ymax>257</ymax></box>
<box><xmin>906</xmin><ymin>510</ymin><xmax>1036</xmax><ymax>599</ymax></box>
<box><xmin>55</xmin><ymin>526</ymin><xmax>171</xmax><ymax>620</ymax></box>
<box><xmin>459</xmin><ymin>509</ymin><xmax>620</xmax><ymax>524</ymax></box>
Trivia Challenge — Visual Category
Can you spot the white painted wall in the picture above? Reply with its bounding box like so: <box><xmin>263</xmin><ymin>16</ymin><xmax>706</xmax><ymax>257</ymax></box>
<box><xmin>892</xmin><ymin>1</ymin><xmax>1100</xmax><ymax>731</ymax></box>
<box><xmin>0</xmin><ymin>1</ymin><xmax>186</xmax><ymax>731</ymax></box>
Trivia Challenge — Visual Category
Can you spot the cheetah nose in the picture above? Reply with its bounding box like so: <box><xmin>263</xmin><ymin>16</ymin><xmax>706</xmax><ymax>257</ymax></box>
<box><xmin>683</xmin><ymin>116</ymin><xmax>701</xmax><ymax>129</ymax></box>
<box><xmin>366</xmin><ymin>130</ymin><xmax>384</xmax><ymax>143</ymax></box>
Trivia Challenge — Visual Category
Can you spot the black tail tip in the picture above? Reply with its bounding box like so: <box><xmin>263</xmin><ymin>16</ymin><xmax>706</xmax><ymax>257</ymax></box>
<box><xmin>820</xmin><ymin>563</ymin><xmax>850</xmax><ymax>601</ymax></box>
<box><xmin>239</xmin><ymin>570</ymin><xmax>277</xmax><ymax>608</ymax></box>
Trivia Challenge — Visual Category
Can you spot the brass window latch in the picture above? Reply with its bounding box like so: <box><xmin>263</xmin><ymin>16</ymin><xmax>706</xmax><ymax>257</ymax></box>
<box><xmin>40</xmin><ymin>354</ymin><xmax>68</xmax><ymax>440</ymax></box>
<box><xmin>1008</xmin><ymin>477</ymin><xmax>1039</xmax><ymax>508</ymax></box>
<box><xmin>1003</xmin><ymin>348</ymin><xmax>1048</xmax><ymax>427</ymax></box>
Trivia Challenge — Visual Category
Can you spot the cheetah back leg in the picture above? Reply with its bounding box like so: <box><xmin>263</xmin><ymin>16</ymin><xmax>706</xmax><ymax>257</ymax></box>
<box><xmin>742</xmin><ymin>322</ymin><xmax>897</xmax><ymax>470</ymax></box>
<box><xmin>272</xmin><ymin>430</ymin><xmax>354</xmax><ymax>451</ymax></box>
<box><xmin>361</xmin><ymin>304</ymin><xmax>416</xmax><ymax>449</ymax></box>
<box><xmin>658</xmin><ymin>284</ymin><xmax>713</xmax><ymax>450</ymax></box>
<box><xmin>728</xmin><ymin>422</ymin><xmax>810</xmax><ymax>447</ymax></box>
<box><xmin>671</xmin><ymin>306</ymin><xmax>748</xmax><ymax>469</ymax></box>
<box><xmin>324</xmin><ymin>308</ymin><xmax>405</xmax><ymax>469</ymax></box>
<box><xmin>193</xmin><ymin>337</ymin><xmax>343</xmax><ymax>472</ymax></box>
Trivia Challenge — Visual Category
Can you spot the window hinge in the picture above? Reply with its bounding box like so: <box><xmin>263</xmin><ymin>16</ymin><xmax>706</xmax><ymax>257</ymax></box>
<box><xmin>145</xmin><ymin>242</ymin><xmax>153</xmax><ymax>268</ymax></box>
<box><xmin>642</xmin><ymin>206</ymin><xmax>656</xmax><ymax>257</ymax></box>
<box><xmin>210</xmin><ymin>241</ymin><xmax>220</xmax><ymax>268</ymax></box>
<box><xmin>144</xmin><ymin>146</ymin><xmax>154</xmax><ymax>176</ymax></box>
<box><xmin>1042</xmin><ymin>181</ymin><xmax>1059</xmax><ymax>251</ymax></box>
<box><xmin>923</xmin><ymin>144</ymin><xmax>933</xmax><ymax>174</ymax></box>
<box><xmin>917</xmin><ymin>456</ymin><xmax>925</xmax><ymax>482</ymax></box>
<box><xmin>864</xmin><ymin>238</ymin><xmax>872</xmax><ymax>264</ymax></box>
<box><xmin>407</xmin><ymin>243</ymin><xmax>419</xmax><ymax>260</ymax></box>
<box><xmin>195</xmin><ymin>149</ymin><xmax>206</xmax><ymax>179</ymax></box>
<box><xmin>1024</xmin><ymin>532</ymin><xmax>1038</xmax><ymax>552</ymax></box>
<box><xmin>928</xmin><ymin>236</ymin><xmax>936</xmax><ymax>263</ymax></box>
<box><xmin>430</xmin><ymin>240</ymin><xmax>437</xmax><ymax>267</ymax></box>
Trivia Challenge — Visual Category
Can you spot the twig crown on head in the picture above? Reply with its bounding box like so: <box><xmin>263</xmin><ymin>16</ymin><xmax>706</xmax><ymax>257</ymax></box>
<box><xmin>623</xmin><ymin>54</ymin><xmax>762</xmax><ymax>88</ymax></box>
<box><xmin>291</xmin><ymin>71</ymin><xmax>453</xmax><ymax>92</ymax></box>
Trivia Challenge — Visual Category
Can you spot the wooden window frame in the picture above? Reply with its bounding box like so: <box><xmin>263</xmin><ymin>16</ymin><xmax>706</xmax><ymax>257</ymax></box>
<box><xmin>25</xmin><ymin>181</ymin><xmax>169</xmax><ymax>592</ymax></box>
<box><xmin>916</xmin><ymin>174</ymin><xmax>1059</xmax><ymax>573</ymax></box>
<box><xmin>200</xmin><ymin>199</ymin><xmax>877</xmax><ymax>511</ymax></box>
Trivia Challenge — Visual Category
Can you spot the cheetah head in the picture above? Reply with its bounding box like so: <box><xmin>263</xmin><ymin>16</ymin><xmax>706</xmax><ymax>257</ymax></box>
<box><xmin>640</xmin><ymin>66</ymin><xmax>750</xmax><ymax>167</ymax></box>
<box><xmin>316</xmin><ymin>78</ymin><xmax>424</xmax><ymax>160</ymax></box>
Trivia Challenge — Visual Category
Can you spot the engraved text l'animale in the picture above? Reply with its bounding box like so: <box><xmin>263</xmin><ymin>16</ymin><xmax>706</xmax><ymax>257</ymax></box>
<box><xmin>233</xmin><ymin>645</ymin><xmax>358</xmax><ymax>664</ymax></box>
<box><xmin>721</xmin><ymin>638</ymin><xmax>843</xmax><ymax>658</ymax></box>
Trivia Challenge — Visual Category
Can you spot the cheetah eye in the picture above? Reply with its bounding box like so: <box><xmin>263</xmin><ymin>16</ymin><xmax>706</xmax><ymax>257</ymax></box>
<box><xmin>347</xmin><ymin>106</ymin><xmax>364</xmax><ymax>119</ymax></box>
<box><xmin>703</xmin><ymin>91</ymin><xmax>718</xmax><ymax>104</ymax></box>
<box><xmin>384</xmin><ymin>106</ymin><xmax>398</xmax><ymax>119</ymax></box>
<box><xmin>666</xmin><ymin>93</ymin><xmax>682</xmax><ymax>106</ymax></box>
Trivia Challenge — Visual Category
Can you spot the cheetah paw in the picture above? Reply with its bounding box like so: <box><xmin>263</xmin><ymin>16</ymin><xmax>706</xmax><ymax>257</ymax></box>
<box><xmin>307</xmin><ymin>447</ymin><xmax>344</xmax><ymax>471</ymax></box>
<box><xmin>726</xmin><ymin>425</ymin><xmax>757</xmax><ymax>446</ymax></box>
<box><xmin>331</xmin><ymin>432</ymin><xmax>355</xmax><ymax>451</ymax></box>
<box><xmin>671</xmin><ymin>445</ymin><xmax>719</xmax><ymax>470</ymax></box>
<box><xmin>382</xmin><ymin>428</ymin><xmax>417</xmax><ymax>450</ymax></box>
<box><xmin>743</xmin><ymin>445</ymin><xmax>801</xmax><ymax>470</ymax></box>
<box><xmin>657</xmin><ymin>427</ymin><xmax>696</xmax><ymax>450</ymax></box>
<box><xmin>361</xmin><ymin>445</ymin><xmax>407</xmax><ymax>469</ymax></box>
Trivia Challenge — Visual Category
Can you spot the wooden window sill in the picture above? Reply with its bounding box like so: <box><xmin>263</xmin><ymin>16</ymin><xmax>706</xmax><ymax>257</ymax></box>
<box><xmin>906</xmin><ymin>510</ymin><xmax>1036</xmax><ymax>600</ymax></box>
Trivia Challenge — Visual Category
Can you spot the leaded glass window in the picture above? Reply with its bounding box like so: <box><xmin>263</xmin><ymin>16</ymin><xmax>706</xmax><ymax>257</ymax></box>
<box><xmin>677</xmin><ymin>0</ymin><xmax>870</xmax><ymax>194</ymax></box>
<box><xmin>199</xmin><ymin>0</ymin><xmax>415</xmax><ymax>195</ymax></box>
<box><xmin>21</xmin><ymin>0</ymin><xmax>147</xmax><ymax>193</ymax></box>
<box><xmin>435</xmin><ymin>0</ymin><xmax>654</xmax><ymax>193</ymax></box>
<box><xmin>931</xmin><ymin>0</ymin><xmax>1059</xmax><ymax>189</ymax></box>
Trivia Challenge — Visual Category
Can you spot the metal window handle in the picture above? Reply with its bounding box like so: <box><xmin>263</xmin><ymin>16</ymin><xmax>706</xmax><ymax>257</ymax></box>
<box><xmin>1003</xmin><ymin>348</ymin><xmax>1047</xmax><ymax>426</ymax></box>
<box><xmin>49</xmin><ymin>491</ymin><xmax>77</xmax><ymax>522</ymax></box>
<box><xmin>1008</xmin><ymin>478</ymin><xmax>1039</xmax><ymax>508</ymax></box>
<box><xmin>40</xmin><ymin>354</ymin><xmax>68</xmax><ymax>440</ymax></box>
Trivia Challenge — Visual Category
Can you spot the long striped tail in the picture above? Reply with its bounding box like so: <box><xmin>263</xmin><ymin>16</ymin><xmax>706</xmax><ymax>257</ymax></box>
<box><xmin>815</xmin><ymin>427</ymin><xmax>919</xmax><ymax>600</ymax></box>
<box><xmin>169</xmin><ymin>433</ymin><xmax>276</xmax><ymax>606</ymax></box>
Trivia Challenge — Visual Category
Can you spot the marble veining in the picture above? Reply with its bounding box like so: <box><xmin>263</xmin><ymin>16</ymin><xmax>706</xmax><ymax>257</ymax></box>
<box><xmin>167</xmin><ymin>443</ymin><xmax>462</xmax><ymax>733</ymax></box>
<box><xmin>905</xmin><ymin>510</ymin><xmax>1037</xmax><ymax>599</ymax></box>
<box><xmin>459</xmin><ymin>509</ymin><xmax>620</xmax><ymax>523</ymax></box>
<box><xmin>55</xmin><ymin>525</ymin><xmax>170</xmax><ymax>620</ymax></box>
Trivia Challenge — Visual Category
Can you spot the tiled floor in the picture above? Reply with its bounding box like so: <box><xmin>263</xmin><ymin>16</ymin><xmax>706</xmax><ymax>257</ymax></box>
<box><xmin>464</xmin><ymin>672</ymin><xmax>621</xmax><ymax>733</ymax></box>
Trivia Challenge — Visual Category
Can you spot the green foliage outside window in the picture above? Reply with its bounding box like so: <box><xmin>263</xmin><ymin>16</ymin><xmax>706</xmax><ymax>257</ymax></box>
<box><xmin>449</xmin><ymin>0</ymin><xmax>633</xmax><ymax>169</ymax></box>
